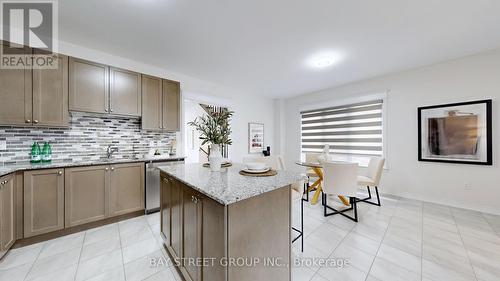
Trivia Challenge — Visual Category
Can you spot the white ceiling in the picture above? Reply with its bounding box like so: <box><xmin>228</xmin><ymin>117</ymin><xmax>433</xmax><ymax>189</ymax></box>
<box><xmin>60</xmin><ymin>0</ymin><xmax>500</xmax><ymax>98</ymax></box>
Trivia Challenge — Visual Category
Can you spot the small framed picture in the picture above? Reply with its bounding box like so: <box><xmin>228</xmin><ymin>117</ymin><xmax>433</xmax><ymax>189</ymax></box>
<box><xmin>418</xmin><ymin>99</ymin><xmax>492</xmax><ymax>165</ymax></box>
<box><xmin>248</xmin><ymin>123</ymin><xmax>264</xmax><ymax>154</ymax></box>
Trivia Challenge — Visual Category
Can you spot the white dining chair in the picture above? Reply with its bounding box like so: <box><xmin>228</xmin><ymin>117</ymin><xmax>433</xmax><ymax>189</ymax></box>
<box><xmin>357</xmin><ymin>157</ymin><xmax>385</xmax><ymax>206</ymax></box>
<box><xmin>322</xmin><ymin>162</ymin><xmax>359</xmax><ymax>222</ymax></box>
<box><xmin>303</xmin><ymin>153</ymin><xmax>321</xmax><ymax>202</ymax></box>
<box><xmin>243</xmin><ymin>155</ymin><xmax>304</xmax><ymax>251</ymax></box>
<box><xmin>305</xmin><ymin>153</ymin><xmax>320</xmax><ymax>177</ymax></box>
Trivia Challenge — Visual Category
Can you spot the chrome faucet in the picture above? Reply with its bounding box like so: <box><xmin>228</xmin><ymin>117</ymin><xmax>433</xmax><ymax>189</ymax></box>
<box><xmin>106</xmin><ymin>145</ymin><xmax>118</xmax><ymax>159</ymax></box>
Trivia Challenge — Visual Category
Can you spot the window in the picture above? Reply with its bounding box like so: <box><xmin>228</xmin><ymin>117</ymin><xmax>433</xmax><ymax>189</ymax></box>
<box><xmin>300</xmin><ymin>99</ymin><xmax>384</xmax><ymax>166</ymax></box>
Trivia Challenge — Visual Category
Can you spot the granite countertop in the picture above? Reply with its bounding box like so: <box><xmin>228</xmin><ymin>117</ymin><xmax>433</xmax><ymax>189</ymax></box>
<box><xmin>0</xmin><ymin>155</ymin><xmax>186</xmax><ymax>177</ymax></box>
<box><xmin>158</xmin><ymin>163</ymin><xmax>306</xmax><ymax>205</ymax></box>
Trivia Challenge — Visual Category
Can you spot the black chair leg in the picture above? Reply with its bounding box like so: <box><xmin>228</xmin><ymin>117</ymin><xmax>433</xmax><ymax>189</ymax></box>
<box><xmin>303</xmin><ymin>178</ymin><xmax>310</xmax><ymax>202</ymax></box>
<box><xmin>356</xmin><ymin>186</ymin><xmax>381</xmax><ymax>207</ymax></box>
<box><xmin>301</xmin><ymin>195</ymin><xmax>304</xmax><ymax>252</ymax></box>
<box><xmin>374</xmin><ymin>186</ymin><xmax>381</xmax><ymax>206</ymax></box>
<box><xmin>323</xmin><ymin>194</ymin><xmax>358</xmax><ymax>222</ymax></box>
<box><xmin>292</xmin><ymin>195</ymin><xmax>304</xmax><ymax>252</ymax></box>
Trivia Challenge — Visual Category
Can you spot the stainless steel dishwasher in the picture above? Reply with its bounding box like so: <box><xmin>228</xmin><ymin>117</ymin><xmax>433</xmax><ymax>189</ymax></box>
<box><xmin>145</xmin><ymin>158</ymin><xmax>184</xmax><ymax>214</ymax></box>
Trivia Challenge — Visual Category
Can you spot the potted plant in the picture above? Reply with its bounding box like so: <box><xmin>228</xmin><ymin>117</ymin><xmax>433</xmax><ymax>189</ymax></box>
<box><xmin>188</xmin><ymin>109</ymin><xmax>233</xmax><ymax>171</ymax></box>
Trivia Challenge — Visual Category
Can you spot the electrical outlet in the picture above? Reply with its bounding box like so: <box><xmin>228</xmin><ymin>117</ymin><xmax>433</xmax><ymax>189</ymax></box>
<box><xmin>0</xmin><ymin>140</ymin><xmax>6</xmax><ymax>151</ymax></box>
<box><xmin>464</xmin><ymin>183</ymin><xmax>472</xmax><ymax>191</ymax></box>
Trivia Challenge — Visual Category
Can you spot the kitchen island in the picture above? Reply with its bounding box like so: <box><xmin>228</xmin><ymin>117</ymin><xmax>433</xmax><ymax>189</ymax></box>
<box><xmin>158</xmin><ymin>163</ymin><xmax>305</xmax><ymax>281</ymax></box>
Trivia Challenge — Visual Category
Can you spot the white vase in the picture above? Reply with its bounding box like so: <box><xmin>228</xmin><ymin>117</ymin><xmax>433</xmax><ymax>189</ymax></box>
<box><xmin>209</xmin><ymin>144</ymin><xmax>223</xmax><ymax>172</ymax></box>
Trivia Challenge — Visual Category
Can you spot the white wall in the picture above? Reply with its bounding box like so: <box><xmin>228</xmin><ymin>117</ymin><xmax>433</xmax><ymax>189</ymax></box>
<box><xmin>58</xmin><ymin>41</ymin><xmax>275</xmax><ymax>163</ymax></box>
<box><xmin>280</xmin><ymin>48</ymin><xmax>500</xmax><ymax>215</ymax></box>
<box><xmin>182</xmin><ymin>91</ymin><xmax>276</xmax><ymax>163</ymax></box>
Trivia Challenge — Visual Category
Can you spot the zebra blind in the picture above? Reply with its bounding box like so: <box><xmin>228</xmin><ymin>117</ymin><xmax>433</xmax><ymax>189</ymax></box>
<box><xmin>301</xmin><ymin>99</ymin><xmax>384</xmax><ymax>159</ymax></box>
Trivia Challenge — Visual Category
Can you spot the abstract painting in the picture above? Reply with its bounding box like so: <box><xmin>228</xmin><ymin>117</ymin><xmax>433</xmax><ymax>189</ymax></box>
<box><xmin>418</xmin><ymin>99</ymin><xmax>492</xmax><ymax>165</ymax></box>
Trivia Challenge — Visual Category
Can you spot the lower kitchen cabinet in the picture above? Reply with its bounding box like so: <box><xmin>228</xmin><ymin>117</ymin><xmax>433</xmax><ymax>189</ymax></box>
<box><xmin>0</xmin><ymin>174</ymin><xmax>15</xmax><ymax>259</ymax></box>
<box><xmin>65</xmin><ymin>165</ymin><xmax>109</xmax><ymax>227</ymax></box>
<box><xmin>160</xmin><ymin>174</ymin><xmax>225</xmax><ymax>281</ymax></box>
<box><xmin>109</xmin><ymin>163</ymin><xmax>144</xmax><ymax>217</ymax></box>
<box><xmin>24</xmin><ymin>169</ymin><xmax>65</xmax><ymax>238</ymax></box>
<box><xmin>66</xmin><ymin>163</ymin><xmax>145</xmax><ymax>226</ymax></box>
<box><xmin>161</xmin><ymin>175</ymin><xmax>182</xmax><ymax>262</ymax></box>
<box><xmin>182</xmin><ymin>187</ymin><xmax>203</xmax><ymax>281</ymax></box>
<box><xmin>160</xmin><ymin>176</ymin><xmax>171</xmax><ymax>244</ymax></box>
<box><xmin>169</xmin><ymin>177</ymin><xmax>183</xmax><ymax>262</ymax></box>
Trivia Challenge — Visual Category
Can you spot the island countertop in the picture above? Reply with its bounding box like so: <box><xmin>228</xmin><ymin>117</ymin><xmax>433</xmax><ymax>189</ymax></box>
<box><xmin>158</xmin><ymin>163</ymin><xmax>306</xmax><ymax>205</ymax></box>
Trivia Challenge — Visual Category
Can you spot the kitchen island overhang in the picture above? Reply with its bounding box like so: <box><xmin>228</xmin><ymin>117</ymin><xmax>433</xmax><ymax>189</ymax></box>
<box><xmin>158</xmin><ymin>163</ymin><xmax>305</xmax><ymax>281</ymax></box>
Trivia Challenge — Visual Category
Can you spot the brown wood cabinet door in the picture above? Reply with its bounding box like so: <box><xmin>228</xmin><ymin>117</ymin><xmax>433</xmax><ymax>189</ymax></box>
<box><xmin>109</xmin><ymin>162</ymin><xmax>144</xmax><ymax>217</ymax></box>
<box><xmin>160</xmin><ymin>175</ymin><xmax>172</xmax><ymax>245</ymax></box>
<box><xmin>201</xmin><ymin>196</ymin><xmax>225</xmax><ymax>281</ymax></box>
<box><xmin>182</xmin><ymin>187</ymin><xmax>203</xmax><ymax>281</ymax></box>
<box><xmin>69</xmin><ymin>57</ymin><xmax>109</xmax><ymax>114</ymax></box>
<box><xmin>65</xmin><ymin>165</ymin><xmax>109</xmax><ymax>227</ymax></box>
<box><xmin>141</xmin><ymin>75</ymin><xmax>163</xmax><ymax>130</ymax></box>
<box><xmin>110</xmin><ymin>67</ymin><xmax>141</xmax><ymax>116</ymax></box>
<box><xmin>24</xmin><ymin>169</ymin><xmax>64</xmax><ymax>238</ymax></box>
<box><xmin>162</xmin><ymin>79</ymin><xmax>180</xmax><ymax>131</ymax></box>
<box><xmin>168</xmin><ymin>179</ymin><xmax>183</xmax><ymax>262</ymax></box>
<box><xmin>32</xmin><ymin>52</ymin><xmax>69</xmax><ymax>127</ymax></box>
<box><xmin>0</xmin><ymin>62</ymin><xmax>32</xmax><ymax>126</ymax></box>
<box><xmin>0</xmin><ymin>174</ymin><xmax>15</xmax><ymax>257</ymax></box>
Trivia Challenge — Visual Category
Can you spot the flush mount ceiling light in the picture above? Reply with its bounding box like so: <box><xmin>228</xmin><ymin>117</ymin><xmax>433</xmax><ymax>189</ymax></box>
<box><xmin>314</xmin><ymin>56</ymin><xmax>336</xmax><ymax>67</ymax></box>
<box><xmin>307</xmin><ymin>52</ymin><xmax>344</xmax><ymax>69</ymax></box>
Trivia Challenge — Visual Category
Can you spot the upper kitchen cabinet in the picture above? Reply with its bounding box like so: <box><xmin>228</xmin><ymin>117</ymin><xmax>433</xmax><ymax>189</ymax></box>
<box><xmin>0</xmin><ymin>41</ymin><xmax>32</xmax><ymax>126</ymax></box>
<box><xmin>162</xmin><ymin>79</ymin><xmax>181</xmax><ymax>131</ymax></box>
<box><xmin>32</xmin><ymin>52</ymin><xmax>69</xmax><ymax>127</ymax></box>
<box><xmin>109</xmin><ymin>67</ymin><xmax>142</xmax><ymax>116</ymax></box>
<box><xmin>0</xmin><ymin>45</ymin><xmax>69</xmax><ymax>127</ymax></box>
<box><xmin>141</xmin><ymin>75</ymin><xmax>163</xmax><ymax>130</ymax></box>
<box><xmin>69</xmin><ymin>57</ymin><xmax>109</xmax><ymax>114</ymax></box>
<box><xmin>141</xmin><ymin>77</ymin><xmax>181</xmax><ymax>131</ymax></box>
<box><xmin>0</xmin><ymin>63</ymin><xmax>32</xmax><ymax>126</ymax></box>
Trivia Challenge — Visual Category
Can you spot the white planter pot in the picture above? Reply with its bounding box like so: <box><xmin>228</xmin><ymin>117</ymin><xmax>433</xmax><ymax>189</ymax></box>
<box><xmin>209</xmin><ymin>144</ymin><xmax>223</xmax><ymax>172</ymax></box>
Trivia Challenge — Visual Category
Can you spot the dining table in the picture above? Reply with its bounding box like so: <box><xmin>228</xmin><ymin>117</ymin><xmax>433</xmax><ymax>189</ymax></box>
<box><xmin>295</xmin><ymin>161</ymin><xmax>351</xmax><ymax>206</ymax></box>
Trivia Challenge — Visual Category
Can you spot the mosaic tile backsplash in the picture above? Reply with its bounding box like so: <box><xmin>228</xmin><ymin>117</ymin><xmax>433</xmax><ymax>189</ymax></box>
<box><xmin>0</xmin><ymin>112</ymin><xmax>177</xmax><ymax>165</ymax></box>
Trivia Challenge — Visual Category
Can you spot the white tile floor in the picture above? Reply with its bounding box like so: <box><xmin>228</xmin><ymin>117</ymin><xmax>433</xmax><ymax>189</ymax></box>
<box><xmin>1</xmin><ymin>192</ymin><xmax>500</xmax><ymax>281</ymax></box>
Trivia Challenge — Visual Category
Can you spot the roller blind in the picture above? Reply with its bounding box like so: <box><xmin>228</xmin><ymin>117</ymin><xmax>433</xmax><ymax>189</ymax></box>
<box><xmin>300</xmin><ymin>99</ymin><xmax>384</xmax><ymax>160</ymax></box>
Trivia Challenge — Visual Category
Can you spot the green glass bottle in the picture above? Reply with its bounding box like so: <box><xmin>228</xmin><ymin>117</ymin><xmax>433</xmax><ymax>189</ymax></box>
<box><xmin>30</xmin><ymin>142</ymin><xmax>41</xmax><ymax>163</ymax></box>
<box><xmin>42</xmin><ymin>142</ymin><xmax>52</xmax><ymax>162</ymax></box>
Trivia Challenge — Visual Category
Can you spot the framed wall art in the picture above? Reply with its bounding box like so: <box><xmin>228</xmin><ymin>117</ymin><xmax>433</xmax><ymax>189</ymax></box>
<box><xmin>248</xmin><ymin>123</ymin><xmax>264</xmax><ymax>154</ymax></box>
<box><xmin>418</xmin><ymin>99</ymin><xmax>492</xmax><ymax>165</ymax></box>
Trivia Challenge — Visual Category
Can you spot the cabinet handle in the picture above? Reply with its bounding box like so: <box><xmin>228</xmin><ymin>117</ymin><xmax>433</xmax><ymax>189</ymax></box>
<box><xmin>58</xmin><ymin>171</ymin><xmax>62</xmax><ymax>175</ymax></box>
<box><xmin>105</xmin><ymin>167</ymin><xmax>109</xmax><ymax>171</ymax></box>
<box><xmin>26</xmin><ymin>119</ymin><xmax>31</xmax><ymax>123</ymax></box>
<box><xmin>162</xmin><ymin>178</ymin><xmax>170</xmax><ymax>183</ymax></box>
<box><xmin>0</xmin><ymin>181</ymin><xmax>4</xmax><ymax>185</ymax></box>
<box><xmin>191</xmin><ymin>195</ymin><xmax>199</xmax><ymax>204</ymax></box>
<box><xmin>111</xmin><ymin>167</ymin><xmax>115</xmax><ymax>171</ymax></box>
<box><xmin>105</xmin><ymin>109</ymin><xmax>109</xmax><ymax>112</ymax></box>
<box><xmin>33</xmin><ymin>120</ymin><xmax>39</xmax><ymax>124</ymax></box>
<box><xmin>110</xmin><ymin>109</ymin><xmax>114</xmax><ymax>112</ymax></box>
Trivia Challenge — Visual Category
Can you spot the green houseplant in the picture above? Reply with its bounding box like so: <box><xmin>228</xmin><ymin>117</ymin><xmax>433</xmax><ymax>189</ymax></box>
<box><xmin>188</xmin><ymin>108</ymin><xmax>233</xmax><ymax>171</ymax></box>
